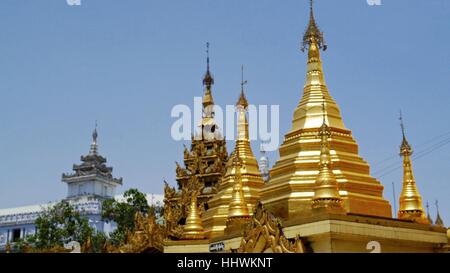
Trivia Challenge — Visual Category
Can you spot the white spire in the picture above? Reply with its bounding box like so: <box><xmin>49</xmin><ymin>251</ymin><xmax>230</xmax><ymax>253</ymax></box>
<box><xmin>259</xmin><ymin>143</ymin><xmax>270</xmax><ymax>182</ymax></box>
<box><xmin>89</xmin><ymin>121</ymin><xmax>98</xmax><ymax>155</ymax></box>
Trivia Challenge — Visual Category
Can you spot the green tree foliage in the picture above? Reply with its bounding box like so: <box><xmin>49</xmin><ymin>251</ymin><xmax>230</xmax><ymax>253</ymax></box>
<box><xmin>89</xmin><ymin>231</ymin><xmax>108</xmax><ymax>253</ymax></box>
<box><xmin>102</xmin><ymin>188</ymin><xmax>150</xmax><ymax>245</ymax></box>
<box><xmin>26</xmin><ymin>201</ymin><xmax>92</xmax><ymax>251</ymax></box>
<box><xmin>10</xmin><ymin>188</ymin><xmax>162</xmax><ymax>252</ymax></box>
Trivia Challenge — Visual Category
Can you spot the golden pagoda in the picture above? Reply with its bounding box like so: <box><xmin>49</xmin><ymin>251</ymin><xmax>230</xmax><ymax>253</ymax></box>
<box><xmin>203</xmin><ymin>67</ymin><xmax>265</xmax><ymax>238</ymax></box>
<box><xmin>183</xmin><ymin>176</ymin><xmax>205</xmax><ymax>240</ymax></box>
<box><xmin>259</xmin><ymin>0</ymin><xmax>392</xmax><ymax>219</ymax></box>
<box><xmin>397</xmin><ymin>114</ymin><xmax>429</xmax><ymax>224</ymax></box>
<box><xmin>158</xmin><ymin>1</ymin><xmax>448</xmax><ymax>253</ymax></box>
<box><xmin>224</xmin><ymin>147</ymin><xmax>252</xmax><ymax>234</ymax></box>
<box><xmin>311</xmin><ymin>100</ymin><xmax>345</xmax><ymax>214</ymax></box>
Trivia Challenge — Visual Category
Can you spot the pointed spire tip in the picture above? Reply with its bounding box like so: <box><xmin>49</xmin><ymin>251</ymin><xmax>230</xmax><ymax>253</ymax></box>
<box><xmin>202</xmin><ymin>42</ymin><xmax>214</xmax><ymax>87</ymax></box>
<box><xmin>301</xmin><ymin>0</ymin><xmax>327</xmax><ymax>52</ymax></box>
<box><xmin>89</xmin><ymin>121</ymin><xmax>99</xmax><ymax>155</ymax></box>
<box><xmin>236</xmin><ymin>65</ymin><xmax>249</xmax><ymax>108</ymax></box>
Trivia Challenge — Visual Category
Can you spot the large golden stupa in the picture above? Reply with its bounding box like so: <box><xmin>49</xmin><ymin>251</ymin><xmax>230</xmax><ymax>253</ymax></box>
<box><xmin>259</xmin><ymin>3</ymin><xmax>392</xmax><ymax>220</ymax></box>
<box><xmin>122</xmin><ymin>1</ymin><xmax>448</xmax><ymax>253</ymax></box>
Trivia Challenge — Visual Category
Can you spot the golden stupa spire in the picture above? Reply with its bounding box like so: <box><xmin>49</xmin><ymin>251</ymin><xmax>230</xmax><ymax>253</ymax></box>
<box><xmin>236</xmin><ymin>65</ymin><xmax>249</xmax><ymax>140</ymax></box>
<box><xmin>311</xmin><ymin>99</ymin><xmax>344</xmax><ymax>213</ymax></box>
<box><xmin>435</xmin><ymin>200</ymin><xmax>445</xmax><ymax>227</ymax></box>
<box><xmin>227</xmin><ymin>147</ymin><xmax>250</xmax><ymax>220</ymax></box>
<box><xmin>198</xmin><ymin>42</ymin><xmax>222</xmax><ymax>140</ymax></box>
<box><xmin>236</xmin><ymin>65</ymin><xmax>249</xmax><ymax>109</ymax></box>
<box><xmin>204</xmin><ymin>67</ymin><xmax>264</xmax><ymax>238</ymax></box>
<box><xmin>183</xmin><ymin>176</ymin><xmax>205</xmax><ymax>239</ymax></box>
<box><xmin>202</xmin><ymin>42</ymin><xmax>214</xmax><ymax>109</ymax></box>
<box><xmin>228</xmin><ymin>67</ymin><xmax>251</xmax><ymax>220</ymax></box>
<box><xmin>291</xmin><ymin>0</ymin><xmax>345</xmax><ymax>130</ymax></box>
<box><xmin>397</xmin><ymin>112</ymin><xmax>429</xmax><ymax>224</ymax></box>
<box><xmin>301</xmin><ymin>0</ymin><xmax>327</xmax><ymax>52</ymax></box>
<box><xmin>260</xmin><ymin>1</ymin><xmax>392</xmax><ymax>220</ymax></box>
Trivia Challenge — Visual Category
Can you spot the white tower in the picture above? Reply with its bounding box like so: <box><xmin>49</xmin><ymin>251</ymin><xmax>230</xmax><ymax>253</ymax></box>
<box><xmin>62</xmin><ymin>126</ymin><xmax>122</xmax><ymax>201</ymax></box>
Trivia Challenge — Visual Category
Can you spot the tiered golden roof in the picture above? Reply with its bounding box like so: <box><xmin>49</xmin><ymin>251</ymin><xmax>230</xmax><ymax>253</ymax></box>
<box><xmin>163</xmin><ymin>45</ymin><xmax>229</xmax><ymax>239</ymax></box>
<box><xmin>397</xmin><ymin>115</ymin><xmax>429</xmax><ymax>224</ymax></box>
<box><xmin>260</xmin><ymin>2</ymin><xmax>392</xmax><ymax>219</ymax></box>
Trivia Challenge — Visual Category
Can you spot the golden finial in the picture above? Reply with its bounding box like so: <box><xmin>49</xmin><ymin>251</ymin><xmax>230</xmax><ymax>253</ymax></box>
<box><xmin>235</xmin><ymin>69</ymin><xmax>250</xmax><ymax>141</ymax></box>
<box><xmin>397</xmin><ymin>113</ymin><xmax>428</xmax><ymax>224</ymax></box>
<box><xmin>435</xmin><ymin>200</ymin><xmax>445</xmax><ymax>227</ymax></box>
<box><xmin>240</xmin><ymin>64</ymin><xmax>248</xmax><ymax>91</ymax></box>
<box><xmin>399</xmin><ymin>110</ymin><xmax>405</xmax><ymax>138</ymax></box>
<box><xmin>236</xmin><ymin>65</ymin><xmax>249</xmax><ymax>109</ymax></box>
<box><xmin>301</xmin><ymin>0</ymin><xmax>327</xmax><ymax>52</ymax></box>
<box><xmin>202</xmin><ymin>42</ymin><xmax>214</xmax><ymax>88</ymax></box>
<box><xmin>311</xmin><ymin>99</ymin><xmax>344</xmax><ymax>212</ymax></box>
<box><xmin>202</xmin><ymin>42</ymin><xmax>214</xmax><ymax>108</ymax></box>
<box><xmin>399</xmin><ymin>110</ymin><xmax>412</xmax><ymax>156</ymax></box>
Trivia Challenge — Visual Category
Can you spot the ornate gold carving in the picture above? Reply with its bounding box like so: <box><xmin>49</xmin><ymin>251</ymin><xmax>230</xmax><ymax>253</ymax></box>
<box><xmin>163</xmin><ymin>181</ymin><xmax>184</xmax><ymax>239</ymax></box>
<box><xmin>164</xmin><ymin>117</ymin><xmax>228</xmax><ymax>241</ymax></box>
<box><xmin>109</xmin><ymin>211</ymin><xmax>165</xmax><ymax>253</ymax></box>
<box><xmin>176</xmin><ymin>161</ymin><xmax>189</xmax><ymax>178</ymax></box>
<box><xmin>237</xmin><ymin>202</ymin><xmax>305</xmax><ymax>253</ymax></box>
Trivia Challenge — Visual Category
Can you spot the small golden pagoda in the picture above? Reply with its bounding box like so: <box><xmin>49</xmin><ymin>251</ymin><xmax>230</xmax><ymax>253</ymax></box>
<box><xmin>397</xmin><ymin>114</ymin><xmax>429</xmax><ymax>224</ymax></box>
<box><xmin>224</xmin><ymin>147</ymin><xmax>252</xmax><ymax>234</ymax></box>
<box><xmin>311</xmin><ymin>101</ymin><xmax>345</xmax><ymax>214</ymax></box>
<box><xmin>183</xmin><ymin>176</ymin><xmax>206</xmax><ymax>240</ymax></box>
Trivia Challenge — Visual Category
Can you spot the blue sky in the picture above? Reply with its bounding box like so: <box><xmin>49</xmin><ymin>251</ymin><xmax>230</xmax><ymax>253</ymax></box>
<box><xmin>0</xmin><ymin>0</ymin><xmax>449</xmax><ymax>224</ymax></box>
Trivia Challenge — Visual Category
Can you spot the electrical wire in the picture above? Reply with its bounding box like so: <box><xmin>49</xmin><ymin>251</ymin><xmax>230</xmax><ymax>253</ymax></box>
<box><xmin>372</xmin><ymin>129</ymin><xmax>450</xmax><ymax>169</ymax></box>
<box><xmin>375</xmin><ymin>136</ymin><xmax>450</xmax><ymax>179</ymax></box>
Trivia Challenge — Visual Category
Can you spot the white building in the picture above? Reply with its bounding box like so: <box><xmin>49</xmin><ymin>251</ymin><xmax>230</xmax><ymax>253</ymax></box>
<box><xmin>0</xmin><ymin>128</ymin><xmax>163</xmax><ymax>249</ymax></box>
